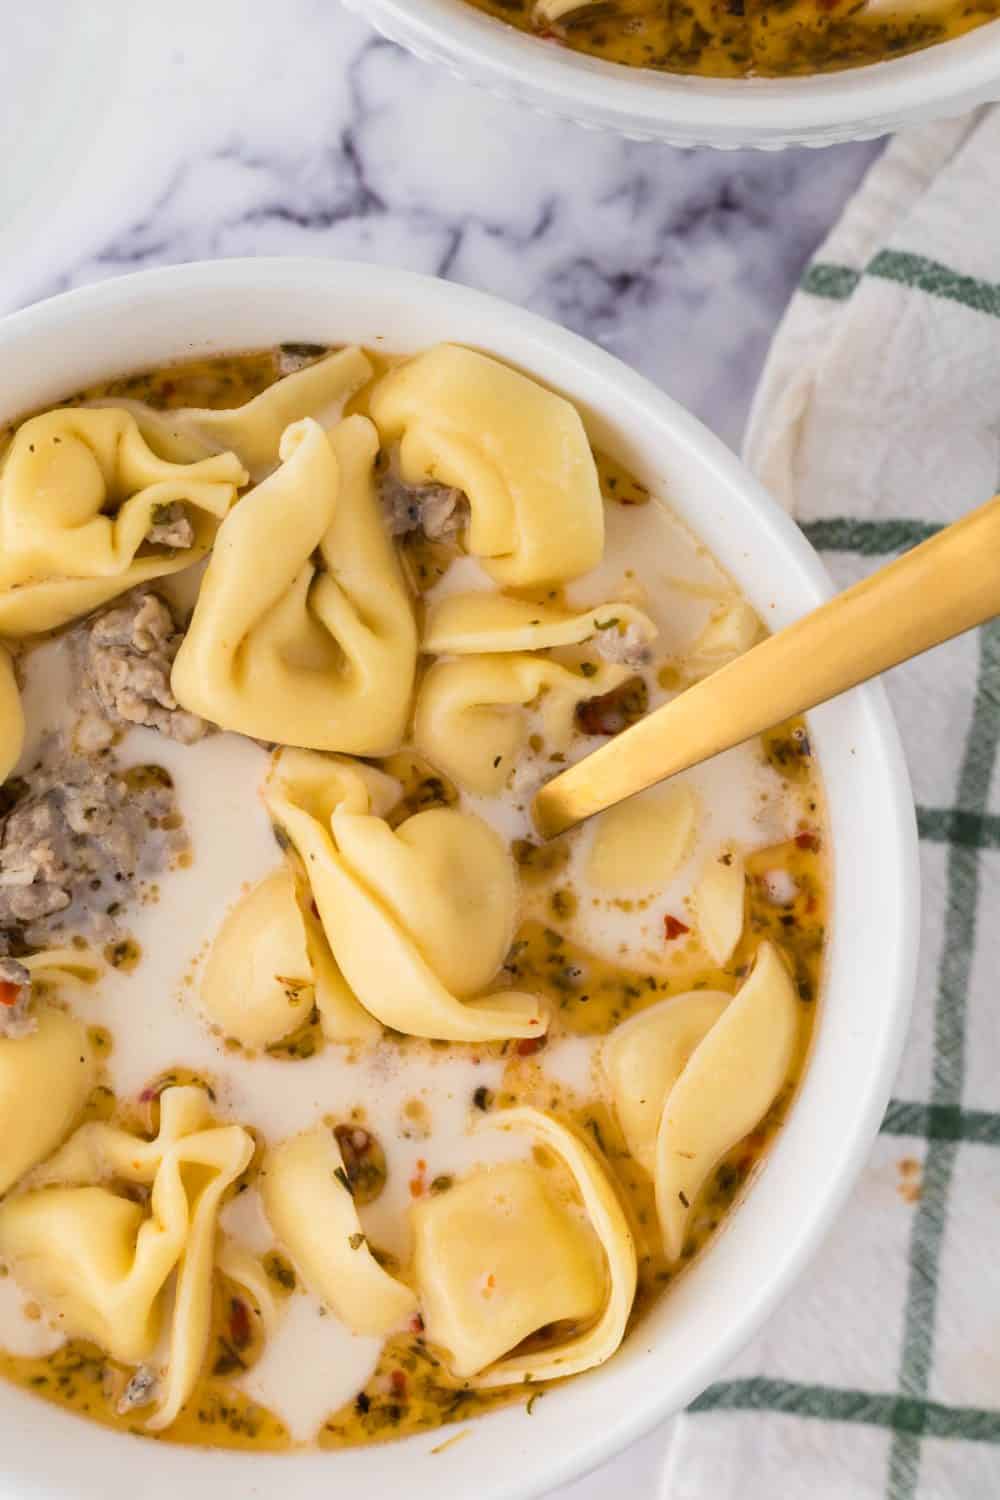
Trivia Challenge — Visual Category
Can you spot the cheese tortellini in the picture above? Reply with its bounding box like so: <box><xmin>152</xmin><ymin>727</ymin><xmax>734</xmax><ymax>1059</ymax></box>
<box><xmin>414</xmin><ymin>654</ymin><xmax>633</xmax><ymax>795</ymax></box>
<box><xmin>0</xmin><ymin>1007</ymin><xmax>96</xmax><ymax>1196</ymax></box>
<box><xmin>0</xmin><ymin>1086</ymin><xmax>255</xmax><ymax>1429</ymax></box>
<box><xmin>261</xmin><ymin>1128</ymin><xmax>416</xmax><ymax>1336</ymax></box>
<box><xmin>682</xmin><ymin>597</ymin><xmax>763</xmax><ymax>683</ymax></box>
<box><xmin>413</xmin><ymin>1108</ymin><xmax>636</xmax><ymax>1384</ymax></box>
<box><xmin>172</xmin><ymin>415</ymin><xmax>417</xmax><ymax>754</ymax></box>
<box><xmin>263</xmin><ymin>748</ymin><xmax>546</xmax><ymax>1042</ymax></box>
<box><xmin>101</xmin><ymin>346</ymin><xmax>374</xmax><ymax>482</ymax></box>
<box><xmin>0</xmin><ymin>644</ymin><xmax>23</xmax><ymax>784</ymax></box>
<box><xmin>369</xmin><ymin>344</ymin><xmax>605</xmax><ymax>587</ymax></box>
<box><xmin>694</xmin><ymin>847</ymin><xmax>746</xmax><ymax>965</ymax></box>
<box><xmin>0</xmin><ymin>408</ymin><xmax>247</xmax><ymax>638</ymax></box>
<box><xmin>201</xmin><ymin>865</ymin><xmax>379</xmax><ymax>1046</ymax></box>
<box><xmin>587</xmin><ymin>783</ymin><xmax>698</xmax><ymax>893</ymax></box>
<box><xmin>603</xmin><ymin>942</ymin><xmax>798</xmax><ymax>1261</ymax></box>
<box><xmin>603</xmin><ymin>991</ymin><xmax>731</xmax><ymax>1177</ymax></box>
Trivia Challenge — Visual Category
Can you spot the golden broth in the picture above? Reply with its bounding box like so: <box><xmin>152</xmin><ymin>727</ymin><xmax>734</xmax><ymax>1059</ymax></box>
<box><xmin>461</xmin><ymin>0</ymin><xmax>999</xmax><ymax>77</ymax></box>
<box><xmin>0</xmin><ymin>349</ymin><xmax>829</xmax><ymax>1450</ymax></box>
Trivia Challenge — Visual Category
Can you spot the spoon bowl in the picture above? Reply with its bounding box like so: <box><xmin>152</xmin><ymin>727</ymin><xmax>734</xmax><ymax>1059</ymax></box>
<box><xmin>533</xmin><ymin>492</ymin><xmax>1000</xmax><ymax>838</ymax></box>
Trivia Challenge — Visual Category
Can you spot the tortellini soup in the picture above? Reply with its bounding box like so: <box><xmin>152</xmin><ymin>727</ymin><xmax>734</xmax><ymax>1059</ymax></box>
<box><xmin>463</xmin><ymin>0</ymin><xmax>999</xmax><ymax>77</ymax></box>
<box><xmin>0</xmin><ymin>340</ymin><xmax>828</xmax><ymax>1451</ymax></box>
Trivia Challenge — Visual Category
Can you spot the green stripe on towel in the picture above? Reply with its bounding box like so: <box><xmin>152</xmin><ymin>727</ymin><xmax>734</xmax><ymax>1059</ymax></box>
<box><xmin>916</xmin><ymin>806</ymin><xmax>1000</xmax><ymax>850</ymax></box>
<box><xmin>692</xmin><ymin>1379</ymin><xmax>1000</xmax><ymax>1444</ymax></box>
<box><xmin>802</xmin><ymin>253</ymin><xmax>1000</xmax><ymax>319</ymax></box>
<box><xmin>868</xmin><ymin>251</ymin><xmax>1000</xmax><ymax>320</ymax></box>
<box><xmin>888</xmin><ymin>619</ymin><xmax>1000</xmax><ymax>1498</ymax></box>
<box><xmin>882</xmin><ymin>1099</ymin><xmax>1000</xmax><ymax>1147</ymax></box>
<box><xmin>800</xmin><ymin>518</ymin><xmax>942</xmax><ymax>554</ymax></box>
<box><xmin>801</xmin><ymin>264</ymin><xmax>861</xmax><ymax>301</ymax></box>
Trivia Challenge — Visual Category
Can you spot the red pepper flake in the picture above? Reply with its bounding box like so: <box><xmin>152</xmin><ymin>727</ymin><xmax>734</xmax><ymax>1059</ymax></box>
<box><xmin>390</xmin><ymin>1369</ymin><xmax>407</xmax><ymax>1398</ymax></box>
<box><xmin>795</xmin><ymin>831</ymin><xmax>821</xmax><ymax>852</ymax></box>
<box><xmin>229</xmin><ymin>1297</ymin><xmax>252</xmax><ymax>1350</ymax></box>
<box><xmin>0</xmin><ymin>981</ymin><xmax>21</xmax><ymax>1006</ymax></box>
<box><xmin>663</xmin><ymin>914</ymin><xmax>690</xmax><ymax>941</ymax></box>
<box><xmin>516</xmin><ymin>1035</ymin><xmax>547</xmax><ymax>1057</ymax></box>
<box><xmin>409</xmin><ymin>1159</ymin><xmax>427</xmax><ymax>1198</ymax></box>
<box><xmin>409</xmin><ymin>1313</ymin><xmax>425</xmax><ymax>1334</ymax></box>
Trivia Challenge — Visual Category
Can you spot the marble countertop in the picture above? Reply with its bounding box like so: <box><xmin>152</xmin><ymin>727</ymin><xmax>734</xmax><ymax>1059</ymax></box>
<box><xmin>0</xmin><ymin>2</ymin><xmax>885</xmax><ymax>1493</ymax></box>
<box><xmin>4</xmin><ymin>2</ymin><xmax>882</xmax><ymax>452</ymax></box>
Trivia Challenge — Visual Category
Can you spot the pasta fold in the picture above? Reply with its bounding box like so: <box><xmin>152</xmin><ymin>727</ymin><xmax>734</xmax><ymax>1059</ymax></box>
<box><xmin>261</xmin><ymin>1128</ymin><xmax>416</xmax><ymax>1336</ymax></box>
<box><xmin>201</xmin><ymin>865</ymin><xmax>379</xmax><ymax>1046</ymax></box>
<box><xmin>653</xmin><ymin>942</ymin><xmax>798</xmax><ymax>1259</ymax></box>
<box><xmin>264</xmin><ymin>749</ymin><xmax>546</xmax><ymax>1042</ymax></box>
<box><xmin>0</xmin><ymin>1007</ymin><xmax>96</xmax><ymax>1196</ymax></box>
<box><xmin>682</xmin><ymin>597</ymin><xmax>762</xmax><ymax>682</ymax></box>
<box><xmin>370</xmin><ymin>344</ymin><xmax>604</xmax><ymax>586</ymax></box>
<box><xmin>92</xmin><ymin>346</ymin><xmax>374</xmax><ymax>481</ymax></box>
<box><xmin>586</xmin><ymin>783</ymin><xmax>698</xmax><ymax>893</ymax></box>
<box><xmin>694</xmin><ymin>848</ymin><xmax>746</xmax><ymax>965</ymax></box>
<box><xmin>0</xmin><ymin>644</ymin><xmax>23</xmax><ymax>784</ymax></box>
<box><xmin>603</xmin><ymin>991</ymin><xmax>731</xmax><ymax>1174</ymax></box>
<box><xmin>413</xmin><ymin>1107</ymin><xmax>636</xmax><ymax>1385</ymax></box>
<box><xmin>172</xmin><ymin>415</ymin><xmax>417</xmax><ymax>754</ymax></box>
<box><xmin>0</xmin><ymin>408</ymin><xmax>246</xmax><ymax>637</ymax></box>
<box><xmin>423</xmin><ymin>593</ymin><xmax>656</xmax><ymax>658</ymax></box>
<box><xmin>0</xmin><ymin>1086</ymin><xmax>254</xmax><ymax>1429</ymax></box>
<box><xmin>414</xmin><ymin>654</ymin><xmax>632</xmax><ymax>795</ymax></box>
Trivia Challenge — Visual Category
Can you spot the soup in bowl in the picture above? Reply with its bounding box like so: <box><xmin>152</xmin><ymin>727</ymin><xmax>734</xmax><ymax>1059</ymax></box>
<box><xmin>461</xmin><ymin>0</ymin><xmax>999</xmax><ymax>77</ymax></box>
<box><xmin>349</xmin><ymin>0</ymin><xmax>1000</xmax><ymax>146</ymax></box>
<box><xmin>0</xmin><ymin>258</ymin><xmax>916</xmax><ymax>1500</ymax></box>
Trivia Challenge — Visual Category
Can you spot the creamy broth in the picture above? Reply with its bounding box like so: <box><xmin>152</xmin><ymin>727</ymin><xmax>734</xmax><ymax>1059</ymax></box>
<box><xmin>0</xmin><ymin>347</ymin><xmax>828</xmax><ymax>1450</ymax></box>
<box><xmin>462</xmin><ymin>0</ymin><xmax>999</xmax><ymax>76</ymax></box>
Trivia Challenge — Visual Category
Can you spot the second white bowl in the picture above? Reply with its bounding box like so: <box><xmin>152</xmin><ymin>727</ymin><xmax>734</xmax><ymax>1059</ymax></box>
<box><xmin>348</xmin><ymin>0</ymin><xmax>1000</xmax><ymax>147</ymax></box>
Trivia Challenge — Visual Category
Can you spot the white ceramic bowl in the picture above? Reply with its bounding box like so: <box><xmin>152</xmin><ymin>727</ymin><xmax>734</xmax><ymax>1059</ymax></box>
<box><xmin>348</xmin><ymin>0</ymin><xmax>1000</xmax><ymax>147</ymax></box>
<box><xmin>0</xmin><ymin>258</ymin><xmax>918</xmax><ymax>1500</ymax></box>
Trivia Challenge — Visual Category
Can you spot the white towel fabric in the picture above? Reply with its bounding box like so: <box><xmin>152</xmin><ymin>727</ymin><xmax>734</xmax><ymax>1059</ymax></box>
<box><xmin>662</xmin><ymin>109</ymin><xmax>1000</xmax><ymax>1500</ymax></box>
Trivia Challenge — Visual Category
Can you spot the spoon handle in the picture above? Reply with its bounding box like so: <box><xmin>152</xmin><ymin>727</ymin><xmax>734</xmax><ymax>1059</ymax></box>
<box><xmin>533</xmin><ymin>492</ymin><xmax>1000</xmax><ymax>839</ymax></box>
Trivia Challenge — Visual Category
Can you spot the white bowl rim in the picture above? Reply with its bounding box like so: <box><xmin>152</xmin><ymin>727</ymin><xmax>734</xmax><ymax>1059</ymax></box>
<box><xmin>352</xmin><ymin>0</ymin><xmax>1000</xmax><ymax>143</ymax></box>
<box><xmin>0</xmin><ymin>257</ymin><xmax>920</xmax><ymax>1500</ymax></box>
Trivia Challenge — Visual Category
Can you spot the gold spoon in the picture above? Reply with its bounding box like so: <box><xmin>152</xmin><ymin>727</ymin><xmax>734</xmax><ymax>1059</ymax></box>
<box><xmin>532</xmin><ymin>492</ymin><xmax>1000</xmax><ymax>839</ymax></box>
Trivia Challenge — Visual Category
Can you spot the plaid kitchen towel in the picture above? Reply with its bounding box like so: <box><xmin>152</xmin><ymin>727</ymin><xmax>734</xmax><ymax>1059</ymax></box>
<box><xmin>663</xmin><ymin>110</ymin><xmax>1000</xmax><ymax>1500</ymax></box>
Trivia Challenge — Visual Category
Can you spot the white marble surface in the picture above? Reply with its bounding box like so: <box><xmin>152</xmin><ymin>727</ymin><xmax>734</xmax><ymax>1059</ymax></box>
<box><xmin>0</xmin><ymin>2</ymin><xmax>886</xmax><ymax>1493</ymax></box>
<box><xmin>4</xmin><ymin>2</ymin><xmax>882</xmax><ymax>452</ymax></box>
